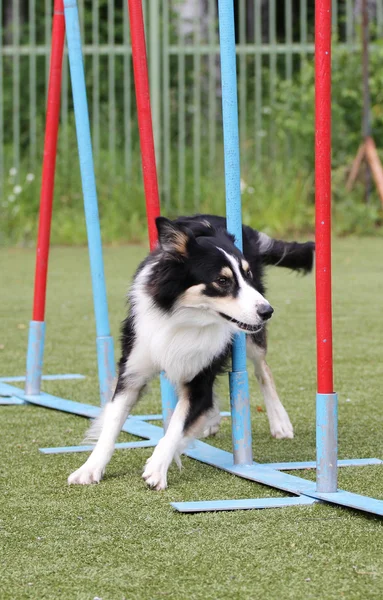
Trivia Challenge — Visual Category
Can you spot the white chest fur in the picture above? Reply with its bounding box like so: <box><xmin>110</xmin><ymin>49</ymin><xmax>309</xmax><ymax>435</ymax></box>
<box><xmin>136</xmin><ymin>301</ymin><xmax>231</xmax><ymax>383</ymax></box>
<box><xmin>129</xmin><ymin>263</ymin><xmax>232</xmax><ymax>384</ymax></box>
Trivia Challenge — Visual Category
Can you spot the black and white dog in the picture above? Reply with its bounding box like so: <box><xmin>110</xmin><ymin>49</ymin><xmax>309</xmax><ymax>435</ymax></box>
<box><xmin>68</xmin><ymin>215</ymin><xmax>314</xmax><ymax>490</ymax></box>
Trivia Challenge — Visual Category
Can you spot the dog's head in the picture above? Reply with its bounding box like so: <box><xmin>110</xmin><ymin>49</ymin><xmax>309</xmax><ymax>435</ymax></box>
<box><xmin>150</xmin><ymin>217</ymin><xmax>273</xmax><ymax>334</ymax></box>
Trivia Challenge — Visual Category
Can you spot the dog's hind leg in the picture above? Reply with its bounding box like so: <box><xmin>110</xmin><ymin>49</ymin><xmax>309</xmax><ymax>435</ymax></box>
<box><xmin>143</xmin><ymin>373</ymin><xmax>215</xmax><ymax>490</ymax></box>
<box><xmin>201</xmin><ymin>392</ymin><xmax>221</xmax><ymax>437</ymax></box>
<box><xmin>247</xmin><ymin>334</ymin><xmax>294</xmax><ymax>439</ymax></box>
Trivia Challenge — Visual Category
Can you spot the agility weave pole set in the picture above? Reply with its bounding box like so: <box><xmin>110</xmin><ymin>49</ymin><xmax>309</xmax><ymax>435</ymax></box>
<box><xmin>0</xmin><ymin>0</ymin><xmax>382</xmax><ymax>516</ymax></box>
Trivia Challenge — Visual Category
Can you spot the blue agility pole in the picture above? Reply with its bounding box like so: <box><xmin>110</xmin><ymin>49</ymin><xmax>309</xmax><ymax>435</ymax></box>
<box><xmin>63</xmin><ymin>0</ymin><xmax>115</xmax><ymax>405</ymax></box>
<box><xmin>218</xmin><ymin>0</ymin><xmax>252</xmax><ymax>466</ymax></box>
<box><xmin>2</xmin><ymin>0</ymin><xmax>115</xmax><ymax>414</ymax></box>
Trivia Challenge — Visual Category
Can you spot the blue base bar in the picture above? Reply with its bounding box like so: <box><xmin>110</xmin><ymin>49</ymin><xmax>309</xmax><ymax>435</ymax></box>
<box><xmin>40</xmin><ymin>439</ymin><xmax>157</xmax><ymax>454</ymax></box>
<box><xmin>2</xmin><ymin>381</ymin><xmax>382</xmax><ymax>516</ymax></box>
<box><xmin>130</xmin><ymin>411</ymin><xmax>231</xmax><ymax>422</ymax></box>
<box><xmin>266</xmin><ymin>458</ymin><xmax>383</xmax><ymax>470</ymax></box>
<box><xmin>172</xmin><ymin>495</ymin><xmax>317</xmax><ymax>513</ymax></box>
<box><xmin>0</xmin><ymin>396</ymin><xmax>26</xmax><ymax>405</ymax></box>
<box><xmin>0</xmin><ymin>374</ymin><xmax>85</xmax><ymax>383</ymax></box>
<box><xmin>182</xmin><ymin>441</ymin><xmax>383</xmax><ymax>516</ymax></box>
<box><xmin>38</xmin><ymin>412</ymin><xmax>231</xmax><ymax>454</ymax></box>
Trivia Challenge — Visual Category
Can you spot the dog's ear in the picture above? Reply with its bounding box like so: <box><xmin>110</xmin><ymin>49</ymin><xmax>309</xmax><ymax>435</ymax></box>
<box><xmin>156</xmin><ymin>217</ymin><xmax>191</xmax><ymax>257</ymax></box>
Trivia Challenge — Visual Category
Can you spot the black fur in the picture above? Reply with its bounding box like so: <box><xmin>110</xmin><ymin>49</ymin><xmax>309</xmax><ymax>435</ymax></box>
<box><xmin>176</xmin><ymin>214</ymin><xmax>315</xmax><ymax>274</ymax></box>
<box><xmin>116</xmin><ymin>214</ymin><xmax>314</xmax><ymax>411</ymax></box>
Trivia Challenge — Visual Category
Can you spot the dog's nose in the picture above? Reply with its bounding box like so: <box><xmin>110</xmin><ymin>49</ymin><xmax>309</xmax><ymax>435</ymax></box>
<box><xmin>257</xmin><ymin>304</ymin><xmax>274</xmax><ymax>321</ymax></box>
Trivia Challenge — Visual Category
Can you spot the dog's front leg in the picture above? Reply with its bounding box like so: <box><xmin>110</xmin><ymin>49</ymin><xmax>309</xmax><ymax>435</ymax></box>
<box><xmin>143</xmin><ymin>375</ymin><xmax>214</xmax><ymax>490</ymax></box>
<box><xmin>142</xmin><ymin>390</ymin><xmax>190</xmax><ymax>491</ymax></box>
<box><xmin>68</xmin><ymin>384</ymin><xmax>143</xmax><ymax>485</ymax></box>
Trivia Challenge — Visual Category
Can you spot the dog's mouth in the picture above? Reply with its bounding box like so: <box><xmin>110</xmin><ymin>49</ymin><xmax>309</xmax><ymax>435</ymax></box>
<box><xmin>218</xmin><ymin>312</ymin><xmax>263</xmax><ymax>333</ymax></box>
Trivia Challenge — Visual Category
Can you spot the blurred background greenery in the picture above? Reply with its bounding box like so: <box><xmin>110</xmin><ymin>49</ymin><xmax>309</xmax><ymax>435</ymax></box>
<box><xmin>1</xmin><ymin>0</ymin><xmax>383</xmax><ymax>245</ymax></box>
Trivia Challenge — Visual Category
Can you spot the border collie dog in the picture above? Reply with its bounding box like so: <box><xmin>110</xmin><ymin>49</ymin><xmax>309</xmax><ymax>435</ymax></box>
<box><xmin>68</xmin><ymin>215</ymin><xmax>314</xmax><ymax>490</ymax></box>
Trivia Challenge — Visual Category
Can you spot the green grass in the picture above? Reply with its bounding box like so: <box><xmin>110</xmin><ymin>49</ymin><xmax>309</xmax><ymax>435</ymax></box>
<box><xmin>1</xmin><ymin>238</ymin><xmax>383</xmax><ymax>600</ymax></box>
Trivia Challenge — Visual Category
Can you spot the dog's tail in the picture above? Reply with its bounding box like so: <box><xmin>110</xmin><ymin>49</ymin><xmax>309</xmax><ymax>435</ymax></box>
<box><xmin>245</xmin><ymin>227</ymin><xmax>315</xmax><ymax>274</ymax></box>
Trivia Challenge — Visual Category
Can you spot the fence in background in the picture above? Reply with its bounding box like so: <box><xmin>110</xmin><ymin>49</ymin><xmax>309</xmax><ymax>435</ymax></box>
<box><xmin>1</xmin><ymin>0</ymin><xmax>382</xmax><ymax>212</ymax></box>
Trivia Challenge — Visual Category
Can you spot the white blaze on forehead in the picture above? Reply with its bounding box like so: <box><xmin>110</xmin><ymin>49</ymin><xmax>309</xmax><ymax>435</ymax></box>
<box><xmin>218</xmin><ymin>249</ymin><xmax>245</xmax><ymax>284</ymax></box>
<box><xmin>218</xmin><ymin>247</ymin><xmax>269</xmax><ymax>313</ymax></box>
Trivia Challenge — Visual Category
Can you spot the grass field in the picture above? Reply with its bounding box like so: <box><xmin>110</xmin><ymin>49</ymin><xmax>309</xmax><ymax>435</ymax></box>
<box><xmin>1</xmin><ymin>238</ymin><xmax>383</xmax><ymax>600</ymax></box>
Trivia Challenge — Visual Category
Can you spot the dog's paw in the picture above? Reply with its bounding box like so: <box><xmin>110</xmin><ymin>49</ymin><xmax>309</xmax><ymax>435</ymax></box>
<box><xmin>67</xmin><ymin>462</ymin><xmax>104</xmax><ymax>485</ymax></box>
<box><xmin>201</xmin><ymin>403</ymin><xmax>221</xmax><ymax>438</ymax></box>
<box><xmin>202</xmin><ymin>422</ymin><xmax>220</xmax><ymax>438</ymax></box>
<box><xmin>269</xmin><ymin>409</ymin><xmax>294</xmax><ymax>439</ymax></box>
<box><xmin>142</xmin><ymin>458</ymin><xmax>167</xmax><ymax>491</ymax></box>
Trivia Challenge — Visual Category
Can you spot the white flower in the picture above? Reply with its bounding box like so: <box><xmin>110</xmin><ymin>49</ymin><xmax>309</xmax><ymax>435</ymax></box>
<box><xmin>247</xmin><ymin>186</ymin><xmax>255</xmax><ymax>194</ymax></box>
<box><xmin>9</xmin><ymin>167</ymin><xmax>17</xmax><ymax>176</ymax></box>
<box><xmin>240</xmin><ymin>178</ymin><xmax>247</xmax><ymax>194</ymax></box>
<box><xmin>13</xmin><ymin>185</ymin><xmax>22</xmax><ymax>195</ymax></box>
<box><xmin>262</xmin><ymin>106</ymin><xmax>272</xmax><ymax>115</ymax></box>
<box><xmin>8</xmin><ymin>194</ymin><xmax>16</xmax><ymax>202</ymax></box>
<box><xmin>26</xmin><ymin>173</ymin><xmax>35</xmax><ymax>182</ymax></box>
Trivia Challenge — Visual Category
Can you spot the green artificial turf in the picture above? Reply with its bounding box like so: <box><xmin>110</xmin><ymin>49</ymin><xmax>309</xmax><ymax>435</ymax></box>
<box><xmin>1</xmin><ymin>238</ymin><xmax>382</xmax><ymax>600</ymax></box>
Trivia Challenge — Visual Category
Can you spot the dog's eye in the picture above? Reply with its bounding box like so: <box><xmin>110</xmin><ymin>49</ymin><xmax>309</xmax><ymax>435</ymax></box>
<box><xmin>217</xmin><ymin>276</ymin><xmax>230</xmax><ymax>286</ymax></box>
<box><xmin>245</xmin><ymin>270</ymin><xmax>253</xmax><ymax>280</ymax></box>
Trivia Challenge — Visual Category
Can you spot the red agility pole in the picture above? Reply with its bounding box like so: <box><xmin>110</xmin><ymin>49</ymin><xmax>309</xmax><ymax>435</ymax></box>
<box><xmin>25</xmin><ymin>0</ymin><xmax>65</xmax><ymax>395</ymax></box>
<box><xmin>315</xmin><ymin>0</ymin><xmax>333</xmax><ymax>395</ymax></box>
<box><xmin>315</xmin><ymin>0</ymin><xmax>337</xmax><ymax>493</ymax></box>
<box><xmin>127</xmin><ymin>0</ymin><xmax>161</xmax><ymax>250</ymax></box>
<box><xmin>127</xmin><ymin>0</ymin><xmax>177</xmax><ymax>425</ymax></box>
<box><xmin>33</xmin><ymin>0</ymin><xmax>65</xmax><ymax>321</ymax></box>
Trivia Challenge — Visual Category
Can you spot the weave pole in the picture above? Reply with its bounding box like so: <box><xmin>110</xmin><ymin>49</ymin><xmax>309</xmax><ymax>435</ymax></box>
<box><xmin>218</xmin><ymin>0</ymin><xmax>252</xmax><ymax>466</ymax></box>
<box><xmin>25</xmin><ymin>0</ymin><xmax>65</xmax><ymax>396</ymax></box>
<box><xmin>63</xmin><ymin>0</ymin><xmax>115</xmax><ymax>406</ymax></box>
<box><xmin>315</xmin><ymin>0</ymin><xmax>338</xmax><ymax>493</ymax></box>
<box><xmin>127</xmin><ymin>0</ymin><xmax>160</xmax><ymax>251</ymax></box>
<box><xmin>127</xmin><ymin>0</ymin><xmax>178</xmax><ymax>426</ymax></box>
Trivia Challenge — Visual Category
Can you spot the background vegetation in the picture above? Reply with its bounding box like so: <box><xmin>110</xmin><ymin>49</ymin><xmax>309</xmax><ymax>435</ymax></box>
<box><xmin>2</xmin><ymin>44</ymin><xmax>383</xmax><ymax>246</ymax></box>
<box><xmin>1</xmin><ymin>2</ymin><xmax>383</xmax><ymax>245</ymax></box>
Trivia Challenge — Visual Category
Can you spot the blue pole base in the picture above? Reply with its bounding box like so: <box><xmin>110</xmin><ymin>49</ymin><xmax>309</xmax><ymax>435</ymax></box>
<box><xmin>316</xmin><ymin>392</ymin><xmax>338</xmax><ymax>493</ymax></box>
<box><xmin>25</xmin><ymin>320</ymin><xmax>46</xmax><ymax>396</ymax></box>
<box><xmin>96</xmin><ymin>335</ymin><xmax>116</xmax><ymax>406</ymax></box>
<box><xmin>229</xmin><ymin>369</ymin><xmax>252</xmax><ymax>466</ymax></box>
<box><xmin>160</xmin><ymin>373</ymin><xmax>178</xmax><ymax>431</ymax></box>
